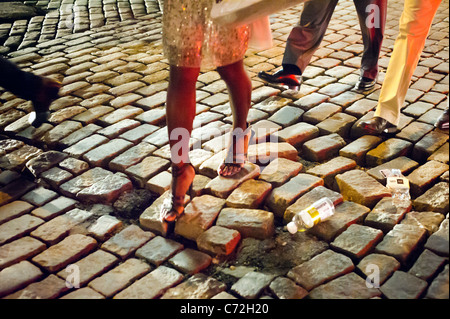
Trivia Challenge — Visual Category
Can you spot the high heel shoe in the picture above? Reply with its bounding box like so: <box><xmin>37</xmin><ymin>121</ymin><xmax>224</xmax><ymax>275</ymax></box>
<box><xmin>160</xmin><ymin>163</ymin><xmax>196</xmax><ymax>223</ymax></box>
<box><xmin>29</xmin><ymin>77</ymin><xmax>61</xmax><ymax>128</ymax></box>
<box><xmin>218</xmin><ymin>124</ymin><xmax>255</xmax><ymax>177</ymax></box>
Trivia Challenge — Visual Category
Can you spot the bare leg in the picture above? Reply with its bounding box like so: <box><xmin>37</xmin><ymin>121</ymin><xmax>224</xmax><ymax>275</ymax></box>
<box><xmin>216</xmin><ymin>60</ymin><xmax>253</xmax><ymax>177</ymax></box>
<box><xmin>166</xmin><ymin>65</ymin><xmax>200</xmax><ymax>165</ymax></box>
<box><xmin>161</xmin><ymin>65</ymin><xmax>199</xmax><ymax>222</ymax></box>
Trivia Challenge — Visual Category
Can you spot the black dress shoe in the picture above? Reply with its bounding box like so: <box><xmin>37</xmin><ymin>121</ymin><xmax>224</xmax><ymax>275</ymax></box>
<box><xmin>354</xmin><ymin>76</ymin><xmax>377</xmax><ymax>93</ymax></box>
<box><xmin>435</xmin><ymin>108</ymin><xmax>449</xmax><ymax>130</ymax></box>
<box><xmin>29</xmin><ymin>77</ymin><xmax>61</xmax><ymax>128</ymax></box>
<box><xmin>357</xmin><ymin>116</ymin><xmax>397</xmax><ymax>135</ymax></box>
<box><xmin>258</xmin><ymin>69</ymin><xmax>302</xmax><ymax>91</ymax></box>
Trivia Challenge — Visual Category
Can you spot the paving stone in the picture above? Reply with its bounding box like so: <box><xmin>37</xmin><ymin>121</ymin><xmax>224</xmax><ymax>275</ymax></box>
<box><xmin>21</xmin><ymin>186</ymin><xmax>58</xmax><ymax>206</ymax></box>
<box><xmin>0</xmin><ymin>214</ymin><xmax>44</xmax><ymax>245</ymax></box>
<box><xmin>0</xmin><ymin>145</ymin><xmax>43</xmax><ymax>171</ymax></box>
<box><xmin>217</xmin><ymin>207</ymin><xmax>275</xmax><ymax>240</ymax></box>
<box><xmin>41</xmin><ymin>121</ymin><xmax>84</xmax><ymax>146</ymax></box>
<box><xmin>339</xmin><ymin>135</ymin><xmax>382</xmax><ymax>166</ymax></box>
<box><xmin>407</xmin><ymin>160</ymin><xmax>449</xmax><ymax>197</ymax></box>
<box><xmin>0</xmin><ymin>236</ymin><xmax>46</xmax><ymax>269</ymax></box>
<box><xmin>101</xmin><ymin>224</ymin><xmax>154</xmax><ymax>260</ymax></box>
<box><xmin>269</xmin><ymin>276</ymin><xmax>308</xmax><ymax>299</ymax></box>
<box><xmin>412</xmin><ymin>130</ymin><xmax>449</xmax><ymax>162</ymax></box>
<box><xmin>336</xmin><ymin>169</ymin><xmax>391</xmax><ymax>208</ymax></box>
<box><xmin>4</xmin><ymin>274</ymin><xmax>69</xmax><ymax>299</ymax></box>
<box><xmin>136</xmin><ymin>236</ymin><xmax>184</xmax><ymax>267</ymax></box>
<box><xmin>0</xmin><ymin>261</ymin><xmax>43</xmax><ymax>298</ymax></box>
<box><xmin>40</xmin><ymin>167</ymin><xmax>74</xmax><ymax>188</ymax></box>
<box><xmin>294</xmin><ymin>92</ymin><xmax>330</xmax><ymax>111</ymax></box>
<box><xmin>309</xmin><ymin>201</ymin><xmax>371</xmax><ymax>242</ymax></box>
<box><xmin>57</xmin><ymin>249</ymin><xmax>118</xmax><ymax>287</ymax></box>
<box><xmin>32</xmin><ymin>234</ymin><xmax>97</xmax><ymax>273</ymax></box>
<box><xmin>225</xmin><ymin>179</ymin><xmax>272</xmax><ymax>209</ymax></box>
<box><xmin>71</xmin><ymin>105</ymin><xmax>114</xmax><ymax>124</ymax></box>
<box><xmin>258</xmin><ymin>157</ymin><xmax>303</xmax><ymax>187</ymax></box>
<box><xmin>302</xmin><ymin>103</ymin><xmax>342</xmax><ymax>124</ymax></box>
<box><xmin>114</xmin><ymin>266</ymin><xmax>184</xmax><ymax>299</ymax></box>
<box><xmin>331</xmin><ymin>224</ymin><xmax>384</xmax><ymax>260</ymax></box>
<box><xmin>60</xmin><ymin>287</ymin><xmax>105</xmax><ymax>299</ymax></box>
<box><xmin>428</xmin><ymin>142</ymin><xmax>449</xmax><ymax>164</ymax></box>
<box><xmin>63</xmin><ymin>134</ymin><xmax>109</xmax><ymax>158</ymax></box>
<box><xmin>59</xmin><ymin>123</ymin><xmax>102</xmax><ymax>147</ymax></box>
<box><xmin>302</xmin><ymin>133</ymin><xmax>347</xmax><ymax>162</ymax></box>
<box><xmin>231</xmin><ymin>271</ymin><xmax>275</xmax><ymax>299</ymax></box>
<box><xmin>162</xmin><ymin>273</ymin><xmax>226</xmax><ymax>299</ymax></box>
<box><xmin>316</xmin><ymin>112</ymin><xmax>357</xmax><ymax>138</ymax></box>
<box><xmin>146</xmin><ymin>170</ymin><xmax>171</xmax><ymax>195</ymax></box>
<box><xmin>425</xmin><ymin>264</ymin><xmax>449</xmax><ymax>299</ymax></box>
<box><xmin>276</xmin><ymin>122</ymin><xmax>319</xmax><ymax>147</ymax></box>
<box><xmin>396</xmin><ymin>121</ymin><xmax>435</xmax><ymax>143</ymax></box>
<box><xmin>424</xmin><ymin>219</ymin><xmax>449</xmax><ymax>257</ymax></box>
<box><xmin>408</xmin><ymin>249</ymin><xmax>447</xmax><ymax>281</ymax></box>
<box><xmin>284</xmin><ymin>185</ymin><xmax>343</xmax><ymax>224</ymax></box>
<box><xmin>139</xmin><ymin>191</ymin><xmax>181</xmax><ymax>237</ymax></box>
<box><xmin>30</xmin><ymin>196</ymin><xmax>78</xmax><ymax>221</ymax></box>
<box><xmin>287</xmin><ymin>249</ymin><xmax>354</xmax><ymax>291</ymax></box>
<box><xmin>375</xmin><ymin>224</ymin><xmax>427</xmax><ymax>265</ymax></box>
<box><xmin>97</xmin><ymin>119</ymin><xmax>140</xmax><ymax>139</ymax></box>
<box><xmin>413</xmin><ymin>182</ymin><xmax>449</xmax><ymax>214</ymax></box>
<box><xmin>247</xmin><ymin>142</ymin><xmax>298</xmax><ymax>166</ymax></box>
<box><xmin>88</xmin><ymin>258</ymin><xmax>151</xmax><ymax>298</ymax></box>
<box><xmin>253</xmin><ymin>96</ymin><xmax>293</xmax><ymax>114</ymax></box>
<box><xmin>0</xmin><ymin>200</ymin><xmax>34</xmax><ymax>225</ymax></box>
<box><xmin>30</xmin><ymin>208</ymin><xmax>93</xmax><ymax>245</ymax></box>
<box><xmin>87</xmin><ymin>215</ymin><xmax>123</xmax><ymax>241</ymax></box>
<box><xmin>197</xmin><ymin>225</ymin><xmax>241</xmax><ymax>256</ymax></box>
<box><xmin>174</xmin><ymin>195</ymin><xmax>226</xmax><ymax>241</ymax></box>
<box><xmin>364</xmin><ymin>197</ymin><xmax>411</xmax><ymax>233</ymax></box>
<box><xmin>266</xmin><ymin>173</ymin><xmax>324</xmax><ymax>219</ymax></box>
<box><xmin>58</xmin><ymin>157</ymin><xmax>89</xmax><ymax>175</ymax></box>
<box><xmin>380</xmin><ymin>271</ymin><xmax>428</xmax><ymax>299</ymax></box>
<box><xmin>366</xmin><ymin>156</ymin><xmax>419</xmax><ymax>183</ymax></box>
<box><xmin>24</xmin><ymin>151</ymin><xmax>68</xmax><ymax>178</ymax></box>
<box><xmin>401</xmin><ymin>211</ymin><xmax>445</xmax><ymax>236</ymax></box>
<box><xmin>125</xmin><ymin>155</ymin><xmax>170</xmax><ymax>188</ymax></box>
<box><xmin>366</xmin><ymin>138</ymin><xmax>413</xmax><ymax>167</ymax></box>
<box><xmin>83</xmin><ymin>138</ymin><xmax>133</xmax><ymax>167</ymax></box>
<box><xmin>205</xmin><ymin>162</ymin><xmax>260</xmax><ymax>199</ymax></box>
<box><xmin>267</xmin><ymin>105</ymin><xmax>304</xmax><ymax>127</ymax></box>
<box><xmin>357</xmin><ymin>253</ymin><xmax>401</xmax><ymax>285</ymax></box>
<box><xmin>307</xmin><ymin>156</ymin><xmax>356</xmax><ymax>189</ymax></box>
<box><xmin>168</xmin><ymin>248</ymin><xmax>212</xmax><ymax>275</ymax></box>
<box><xmin>97</xmin><ymin>105</ymin><xmax>144</xmax><ymax>125</ymax></box>
<box><xmin>59</xmin><ymin>167</ymin><xmax>114</xmax><ymax>198</ymax></box>
<box><xmin>308</xmin><ymin>272</ymin><xmax>381</xmax><ymax>299</ymax></box>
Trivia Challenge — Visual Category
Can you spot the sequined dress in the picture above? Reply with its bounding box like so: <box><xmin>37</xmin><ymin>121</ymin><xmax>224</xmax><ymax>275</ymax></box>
<box><xmin>162</xmin><ymin>0</ymin><xmax>250</xmax><ymax>69</ymax></box>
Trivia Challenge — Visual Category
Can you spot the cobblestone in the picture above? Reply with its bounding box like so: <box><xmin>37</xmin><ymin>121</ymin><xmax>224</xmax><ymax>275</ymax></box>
<box><xmin>0</xmin><ymin>0</ymin><xmax>448</xmax><ymax>301</ymax></box>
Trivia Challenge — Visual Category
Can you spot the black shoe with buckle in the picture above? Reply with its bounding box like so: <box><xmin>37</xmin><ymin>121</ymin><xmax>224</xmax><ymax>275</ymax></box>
<box><xmin>357</xmin><ymin>116</ymin><xmax>397</xmax><ymax>135</ymax></box>
<box><xmin>354</xmin><ymin>76</ymin><xmax>377</xmax><ymax>93</ymax></box>
<box><xmin>258</xmin><ymin>68</ymin><xmax>302</xmax><ymax>91</ymax></box>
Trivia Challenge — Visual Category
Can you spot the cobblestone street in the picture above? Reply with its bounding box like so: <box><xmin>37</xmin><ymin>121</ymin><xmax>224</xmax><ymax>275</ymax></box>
<box><xmin>0</xmin><ymin>0</ymin><xmax>449</xmax><ymax>300</ymax></box>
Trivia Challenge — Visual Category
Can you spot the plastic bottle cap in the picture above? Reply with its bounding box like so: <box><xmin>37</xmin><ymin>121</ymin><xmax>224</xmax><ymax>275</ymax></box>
<box><xmin>287</xmin><ymin>222</ymin><xmax>298</xmax><ymax>234</ymax></box>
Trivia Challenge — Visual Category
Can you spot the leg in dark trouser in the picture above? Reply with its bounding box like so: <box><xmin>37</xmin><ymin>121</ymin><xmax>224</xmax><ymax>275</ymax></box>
<box><xmin>353</xmin><ymin>0</ymin><xmax>387</xmax><ymax>91</ymax></box>
<box><xmin>0</xmin><ymin>57</ymin><xmax>60</xmax><ymax>127</ymax></box>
